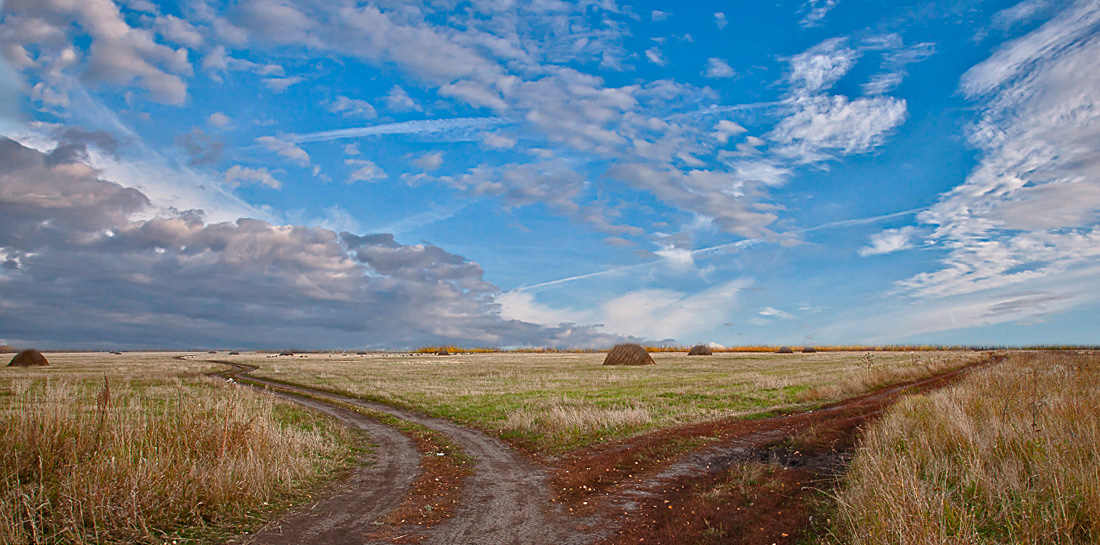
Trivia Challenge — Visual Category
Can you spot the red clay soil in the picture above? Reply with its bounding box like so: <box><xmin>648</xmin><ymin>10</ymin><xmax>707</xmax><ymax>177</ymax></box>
<box><xmin>554</xmin><ymin>352</ymin><xmax>1003</xmax><ymax>545</ymax></box>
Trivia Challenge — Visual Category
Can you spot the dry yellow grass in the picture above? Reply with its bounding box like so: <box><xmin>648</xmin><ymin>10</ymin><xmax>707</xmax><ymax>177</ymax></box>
<box><xmin>239</xmin><ymin>350</ymin><xmax>981</xmax><ymax>452</ymax></box>
<box><xmin>0</xmin><ymin>352</ymin><xmax>357</xmax><ymax>544</ymax></box>
<box><xmin>828</xmin><ymin>350</ymin><xmax>1099</xmax><ymax>544</ymax></box>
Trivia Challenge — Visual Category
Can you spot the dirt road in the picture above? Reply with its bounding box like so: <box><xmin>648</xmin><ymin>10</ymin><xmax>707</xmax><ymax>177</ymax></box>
<box><xmin>210</xmin><ymin>354</ymin><xmax>997</xmax><ymax>545</ymax></box>
<box><xmin>213</xmin><ymin>361</ymin><xmax>597</xmax><ymax>545</ymax></box>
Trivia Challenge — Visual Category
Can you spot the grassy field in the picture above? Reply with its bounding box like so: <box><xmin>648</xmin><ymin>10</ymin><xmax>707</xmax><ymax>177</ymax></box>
<box><xmin>0</xmin><ymin>352</ymin><xmax>360</xmax><ymax>544</ymax></box>
<box><xmin>236</xmin><ymin>350</ymin><xmax>981</xmax><ymax>453</ymax></box>
<box><xmin>825</xmin><ymin>350</ymin><xmax>1099</xmax><ymax>544</ymax></box>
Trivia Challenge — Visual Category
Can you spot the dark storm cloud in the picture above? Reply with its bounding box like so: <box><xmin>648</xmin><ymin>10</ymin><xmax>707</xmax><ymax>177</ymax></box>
<box><xmin>0</xmin><ymin>138</ymin><xmax>629</xmax><ymax>349</ymax></box>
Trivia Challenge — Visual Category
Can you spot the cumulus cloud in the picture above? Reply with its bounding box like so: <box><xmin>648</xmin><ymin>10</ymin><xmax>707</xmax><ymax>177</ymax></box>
<box><xmin>703</xmin><ymin>57</ymin><xmax>735</xmax><ymax>79</ymax></box>
<box><xmin>859</xmin><ymin>226</ymin><xmax>918</xmax><ymax>256</ymax></box>
<box><xmin>329</xmin><ymin>95</ymin><xmax>377</xmax><ymax>119</ymax></box>
<box><xmin>345</xmin><ymin>158</ymin><xmax>387</xmax><ymax>183</ymax></box>
<box><xmin>224</xmin><ymin>164</ymin><xmax>282</xmax><ymax>189</ymax></box>
<box><xmin>1</xmin><ymin>0</ymin><xmax>192</xmax><ymax>104</ymax></box>
<box><xmin>207</xmin><ymin>112</ymin><xmax>232</xmax><ymax>127</ymax></box>
<box><xmin>384</xmin><ymin>84</ymin><xmax>420</xmax><ymax>112</ymax></box>
<box><xmin>413</xmin><ymin>151</ymin><xmax>444</xmax><ymax>171</ymax></box>
<box><xmin>256</xmin><ymin>135</ymin><xmax>310</xmax><ymax>166</ymax></box>
<box><xmin>0</xmin><ymin>137</ymin><xmax>623</xmax><ymax>349</ymax></box>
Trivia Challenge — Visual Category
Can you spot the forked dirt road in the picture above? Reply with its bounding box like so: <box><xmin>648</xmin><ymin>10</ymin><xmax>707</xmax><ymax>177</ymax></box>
<box><xmin>211</xmin><ymin>361</ymin><xmax>597</xmax><ymax>545</ymax></box>
<box><xmin>209</xmin><ymin>353</ymin><xmax>1000</xmax><ymax>545</ymax></box>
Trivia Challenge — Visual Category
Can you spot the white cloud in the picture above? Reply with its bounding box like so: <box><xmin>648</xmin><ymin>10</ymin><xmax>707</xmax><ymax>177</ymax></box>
<box><xmin>769</xmin><ymin>94</ymin><xmax>907</xmax><ymax>163</ymax></box>
<box><xmin>714</xmin><ymin>12</ymin><xmax>728</xmax><ymax>29</ymax></box>
<box><xmin>787</xmin><ymin>38</ymin><xmax>859</xmax><ymax>95</ymax></box>
<box><xmin>343</xmin><ymin>143</ymin><xmax>360</xmax><ymax>155</ymax></box>
<box><xmin>225</xmin><ymin>165</ymin><xmax>282</xmax><ymax>189</ymax></box>
<box><xmin>859</xmin><ymin>226</ymin><xmax>918</xmax><ymax>256</ymax></box>
<box><xmin>413</xmin><ymin>151</ymin><xmax>444</xmax><ymax>171</ymax></box>
<box><xmin>712</xmin><ymin>120</ymin><xmax>746</xmax><ymax>144</ymax></box>
<box><xmin>207</xmin><ymin>112</ymin><xmax>232</xmax><ymax>127</ymax></box>
<box><xmin>756</xmin><ymin>308</ymin><xmax>792</xmax><ymax>319</ymax></box>
<box><xmin>329</xmin><ymin>95</ymin><xmax>377</xmax><ymax>119</ymax></box>
<box><xmin>651</xmin><ymin>10</ymin><xmax>670</xmax><ymax>22</ymax></box>
<box><xmin>256</xmin><ymin>135</ymin><xmax>310</xmax><ymax>166</ymax></box>
<box><xmin>703</xmin><ymin>57</ymin><xmax>735</xmax><ymax>79</ymax></box>
<box><xmin>345</xmin><ymin>158</ymin><xmax>387</xmax><ymax>183</ymax></box>
<box><xmin>800</xmin><ymin>0</ymin><xmax>838</xmax><ymax>28</ymax></box>
<box><xmin>155</xmin><ymin>14</ymin><xmax>204</xmax><ymax>48</ymax></box>
<box><xmin>896</xmin><ymin>0</ymin><xmax>1100</xmax><ymax>301</ymax></box>
<box><xmin>645</xmin><ymin>46</ymin><xmax>668</xmax><ymax>66</ymax></box>
<box><xmin>499</xmin><ymin>279</ymin><xmax>750</xmax><ymax>342</ymax></box>
<box><xmin>482</xmin><ymin>132</ymin><xmax>516</xmax><ymax>149</ymax></box>
<box><xmin>384</xmin><ymin>85</ymin><xmax>420</xmax><ymax>112</ymax></box>
<box><xmin>263</xmin><ymin>75</ymin><xmax>303</xmax><ymax>93</ymax></box>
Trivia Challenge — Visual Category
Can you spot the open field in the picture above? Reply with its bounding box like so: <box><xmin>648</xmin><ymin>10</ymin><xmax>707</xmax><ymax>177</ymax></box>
<box><xmin>9</xmin><ymin>349</ymin><xmax>1091</xmax><ymax>545</ymax></box>
<box><xmin>0</xmin><ymin>352</ymin><xmax>360</xmax><ymax>544</ymax></box>
<box><xmin>824</xmin><ymin>350</ymin><xmax>1099</xmax><ymax>544</ymax></box>
<box><xmin>235</xmin><ymin>350</ymin><xmax>981</xmax><ymax>453</ymax></box>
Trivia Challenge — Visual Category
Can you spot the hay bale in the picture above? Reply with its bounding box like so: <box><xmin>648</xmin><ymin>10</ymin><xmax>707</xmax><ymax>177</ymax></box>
<box><xmin>603</xmin><ymin>344</ymin><xmax>655</xmax><ymax>366</ymax></box>
<box><xmin>279</xmin><ymin>351</ymin><xmax>294</xmax><ymax>356</ymax></box>
<box><xmin>687</xmin><ymin>345</ymin><xmax>713</xmax><ymax>356</ymax></box>
<box><xmin>777</xmin><ymin>346</ymin><xmax>794</xmax><ymax>354</ymax></box>
<box><xmin>229</xmin><ymin>351</ymin><xmax>240</xmax><ymax>355</ymax></box>
<box><xmin>8</xmin><ymin>349</ymin><xmax>48</xmax><ymax>367</ymax></box>
<box><xmin>436</xmin><ymin>350</ymin><xmax>450</xmax><ymax>356</ymax></box>
<box><xmin>802</xmin><ymin>347</ymin><xmax>817</xmax><ymax>353</ymax></box>
<box><xmin>356</xmin><ymin>351</ymin><xmax>367</xmax><ymax>355</ymax></box>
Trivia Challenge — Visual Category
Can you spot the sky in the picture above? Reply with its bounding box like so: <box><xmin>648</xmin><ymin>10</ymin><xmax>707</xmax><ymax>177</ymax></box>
<box><xmin>1</xmin><ymin>0</ymin><xmax>1099</xmax><ymax>350</ymax></box>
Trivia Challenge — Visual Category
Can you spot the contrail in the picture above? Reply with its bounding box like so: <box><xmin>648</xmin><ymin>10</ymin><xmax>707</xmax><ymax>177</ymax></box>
<box><xmin>288</xmin><ymin>117</ymin><xmax>508</xmax><ymax>143</ymax></box>
<box><xmin>514</xmin><ymin>208</ymin><xmax>924</xmax><ymax>292</ymax></box>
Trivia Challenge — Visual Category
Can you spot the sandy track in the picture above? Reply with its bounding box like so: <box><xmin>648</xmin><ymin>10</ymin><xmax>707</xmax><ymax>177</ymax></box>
<box><xmin>212</xmin><ymin>361</ymin><xmax>596</xmax><ymax>545</ymax></box>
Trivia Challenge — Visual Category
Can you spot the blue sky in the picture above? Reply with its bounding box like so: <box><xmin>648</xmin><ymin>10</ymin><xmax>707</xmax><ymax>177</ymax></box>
<box><xmin>1</xmin><ymin>0</ymin><xmax>1099</xmax><ymax>349</ymax></box>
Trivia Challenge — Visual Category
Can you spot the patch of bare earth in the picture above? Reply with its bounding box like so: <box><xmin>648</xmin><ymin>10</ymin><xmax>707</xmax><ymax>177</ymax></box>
<box><xmin>552</xmin><ymin>353</ymin><xmax>1002</xmax><ymax>545</ymax></box>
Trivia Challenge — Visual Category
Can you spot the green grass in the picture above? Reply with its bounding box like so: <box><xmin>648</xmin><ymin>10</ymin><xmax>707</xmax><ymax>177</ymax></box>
<box><xmin>237</xmin><ymin>350</ymin><xmax>979</xmax><ymax>453</ymax></box>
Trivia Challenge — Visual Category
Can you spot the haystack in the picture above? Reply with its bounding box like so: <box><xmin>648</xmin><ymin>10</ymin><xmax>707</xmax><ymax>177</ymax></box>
<box><xmin>279</xmin><ymin>351</ymin><xmax>294</xmax><ymax>356</ymax></box>
<box><xmin>802</xmin><ymin>347</ymin><xmax>817</xmax><ymax>353</ymax></box>
<box><xmin>603</xmin><ymin>344</ymin><xmax>655</xmax><ymax>366</ymax></box>
<box><xmin>229</xmin><ymin>351</ymin><xmax>241</xmax><ymax>355</ymax></box>
<box><xmin>8</xmin><ymin>349</ymin><xmax>48</xmax><ymax>367</ymax></box>
<box><xmin>436</xmin><ymin>350</ymin><xmax>451</xmax><ymax>356</ymax></box>
<box><xmin>777</xmin><ymin>346</ymin><xmax>794</xmax><ymax>354</ymax></box>
<box><xmin>687</xmin><ymin>345</ymin><xmax>713</xmax><ymax>356</ymax></box>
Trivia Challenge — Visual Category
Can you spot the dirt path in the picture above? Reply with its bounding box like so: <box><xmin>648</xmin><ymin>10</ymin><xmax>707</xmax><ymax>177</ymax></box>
<box><xmin>553</xmin><ymin>354</ymin><xmax>1003</xmax><ymax>545</ymax></box>
<box><xmin>209</xmin><ymin>354</ymin><xmax>998</xmax><ymax>545</ymax></box>
<box><xmin>212</xmin><ymin>361</ymin><xmax>597</xmax><ymax>545</ymax></box>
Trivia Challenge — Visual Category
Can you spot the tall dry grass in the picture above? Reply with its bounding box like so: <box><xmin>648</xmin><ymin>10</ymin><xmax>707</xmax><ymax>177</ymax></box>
<box><xmin>829</xmin><ymin>351</ymin><xmax>1099</xmax><ymax>544</ymax></box>
<box><xmin>0</xmin><ymin>375</ymin><xmax>353</xmax><ymax>544</ymax></box>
